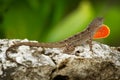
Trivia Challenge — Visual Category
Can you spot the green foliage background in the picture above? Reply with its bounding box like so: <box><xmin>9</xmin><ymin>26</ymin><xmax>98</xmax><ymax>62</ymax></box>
<box><xmin>0</xmin><ymin>0</ymin><xmax>120</xmax><ymax>46</ymax></box>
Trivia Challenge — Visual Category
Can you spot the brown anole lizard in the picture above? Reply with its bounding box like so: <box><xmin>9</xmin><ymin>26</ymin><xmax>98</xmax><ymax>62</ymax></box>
<box><xmin>6</xmin><ymin>17</ymin><xmax>103</xmax><ymax>54</ymax></box>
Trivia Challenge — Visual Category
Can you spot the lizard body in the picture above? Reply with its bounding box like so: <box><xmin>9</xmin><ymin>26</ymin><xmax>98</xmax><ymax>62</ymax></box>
<box><xmin>6</xmin><ymin>17</ymin><xmax>103</xmax><ymax>53</ymax></box>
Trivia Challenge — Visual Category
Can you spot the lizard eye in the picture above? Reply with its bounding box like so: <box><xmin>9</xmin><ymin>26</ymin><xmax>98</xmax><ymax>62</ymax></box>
<box><xmin>87</xmin><ymin>27</ymin><xmax>90</xmax><ymax>30</ymax></box>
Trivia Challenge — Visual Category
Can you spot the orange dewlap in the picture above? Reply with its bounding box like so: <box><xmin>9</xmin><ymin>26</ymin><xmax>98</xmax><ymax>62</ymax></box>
<box><xmin>93</xmin><ymin>24</ymin><xmax>110</xmax><ymax>39</ymax></box>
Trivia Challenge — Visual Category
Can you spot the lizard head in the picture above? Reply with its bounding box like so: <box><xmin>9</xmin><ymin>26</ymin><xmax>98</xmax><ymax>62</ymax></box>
<box><xmin>87</xmin><ymin>17</ymin><xmax>104</xmax><ymax>37</ymax></box>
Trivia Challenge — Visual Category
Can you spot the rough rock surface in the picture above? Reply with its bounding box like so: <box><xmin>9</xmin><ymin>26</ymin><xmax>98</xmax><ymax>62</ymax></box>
<box><xmin>0</xmin><ymin>39</ymin><xmax>120</xmax><ymax>80</ymax></box>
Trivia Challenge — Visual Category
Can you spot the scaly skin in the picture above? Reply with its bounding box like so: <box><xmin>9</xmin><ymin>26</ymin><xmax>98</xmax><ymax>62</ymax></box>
<box><xmin>6</xmin><ymin>17</ymin><xmax>103</xmax><ymax>53</ymax></box>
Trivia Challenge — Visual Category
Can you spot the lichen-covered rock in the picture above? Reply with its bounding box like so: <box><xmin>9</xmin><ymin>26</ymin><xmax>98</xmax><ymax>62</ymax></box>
<box><xmin>0</xmin><ymin>39</ymin><xmax>120</xmax><ymax>80</ymax></box>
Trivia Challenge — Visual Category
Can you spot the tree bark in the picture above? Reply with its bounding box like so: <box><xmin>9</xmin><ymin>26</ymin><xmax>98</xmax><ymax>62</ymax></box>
<box><xmin>0</xmin><ymin>39</ymin><xmax>120</xmax><ymax>80</ymax></box>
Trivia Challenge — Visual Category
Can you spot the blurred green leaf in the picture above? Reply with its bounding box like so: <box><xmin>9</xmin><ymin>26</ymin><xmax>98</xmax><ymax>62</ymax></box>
<box><xmin>104</xmin><ymin>6</ymin><xmax>120</xmax><ymax>46</ymax></box>
<box><xmin>3</xmin><ymin>0</ymin><xmax>51</xmax><ymax>40</ymax></box>
<box><xmin>0</xmin><ymin>0</ymin><xmax>120</xmax><ymax>46</ymax></box>
<box><xmin>44</xmin><ymin>1</ymin><xmax>94</xmax><ymax>42</ymax></box>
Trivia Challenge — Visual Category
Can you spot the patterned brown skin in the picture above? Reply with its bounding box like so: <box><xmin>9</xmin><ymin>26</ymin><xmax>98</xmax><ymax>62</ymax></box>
<box><xmin>6</xmin><ymin>17</ymin><xmax>103</xmax><ymax>53</ymax></box>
